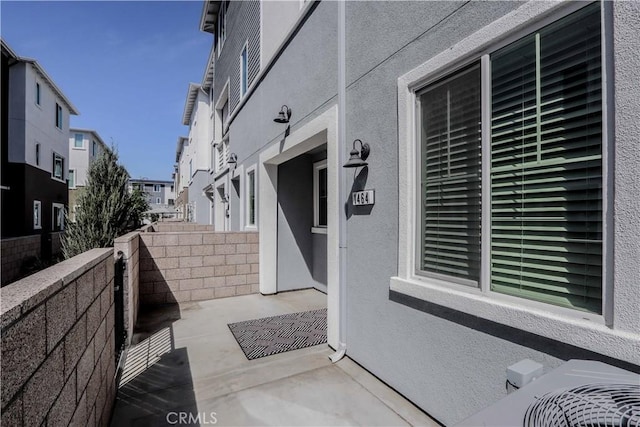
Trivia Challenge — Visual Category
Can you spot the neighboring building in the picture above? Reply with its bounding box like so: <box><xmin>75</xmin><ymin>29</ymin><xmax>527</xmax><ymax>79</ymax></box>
<box><xmin>174</xmin><ymin>136</ymin><xmax>190</xmax><ymax>220</ymax></box>
<box><xmin>68</xmin><ymin>128</ymin><xmax>109</xmax><ymax>221</ymax></box>
<box><xmin>128</xmin><ymin>178</ymin><xmax>176</xmax><ymax>220</ymax></box>
<box><xmin>182</xmin><ymin>81</ymin><xmax>213</xmax><ymax>224</ymax></box>
<box><xmin>1</xmin><ymin>39</ymin><xmax>79</xmax><ymax>280</ymax></box>
<box><xmin>187</xmin><ymin>1</ymin><xmax>640</xmax><ymax>426</ymax></box>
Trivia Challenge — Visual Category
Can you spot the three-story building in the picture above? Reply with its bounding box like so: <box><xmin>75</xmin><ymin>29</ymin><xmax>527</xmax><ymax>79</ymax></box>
<box><xmin>1</xmin><ymin>39</ymin><xmax>78</xmax><ymax>282</ymax></box>
<box><xmin>180</xmin><ymin>2</ymin><xmax>640</xmax><ymax>425</ymax></box>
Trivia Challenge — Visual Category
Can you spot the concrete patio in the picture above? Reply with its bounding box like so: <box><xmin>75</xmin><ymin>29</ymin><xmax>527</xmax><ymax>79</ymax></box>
<box><xmin>110</xmin><ymin>289</ymin><xmax>439</xmax><ymax>426</ymax></box>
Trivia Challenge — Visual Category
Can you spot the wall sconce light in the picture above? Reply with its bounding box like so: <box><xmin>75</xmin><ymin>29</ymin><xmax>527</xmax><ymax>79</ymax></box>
<box><xmin>343</xmin><ymin>139</ymin><xmax>370</xmax><ymax>168</ymax></box>
<box><xmin>273</xmin><ymin>105</ymin><xmax>292</xmax><ymax>124</ymax></box>
<box><xmin>227</xmin><ymin>153</ymin><xmax>238</xmax><ymax>169</ymax></box>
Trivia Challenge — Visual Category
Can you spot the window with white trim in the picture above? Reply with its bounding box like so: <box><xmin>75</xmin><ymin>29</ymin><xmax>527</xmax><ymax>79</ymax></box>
<box><xmin>52</xmin><ymin>203</ymin><xmax>65</xmax><ymax>231</ymax></box>
<box><xmin>154</xmin><ymin>184</ymin><xmax>161</xmax><ymax>192</ymax></box>
<box><xmin>35</xmin><ymin>82</ymin><xmax>41</xmax><ymax>106</ymax></box>
<box><xmin>415</xmin><ymin>3</ymin><xmax>603</xmax><ymax>313</ymax></box>
<box><xmin>313</xmin><ymin>160</ymin><xmax>328</xmax><ymax>229</ymax></box>
<box><xmin>246</xmin><ymin>167</ymin><xmax>256</xmax><ymax>227</ymax></box>
<box><xmin>33</xmin><ymin>200</ymin><xmax>41</xmax><ymax>229</ymax></box>
<box><xmin>68</xmin><ymin>169</ymin><xmax>75</xmax><ymax>188</ymax></box>
<box><xmin>240</xmin><ymin>43</ymin><xmax>248</xmax><ymax>98</ymax></box>
<box><xmin>217</xmin><ymin>0</ymin><xmax>228</xmax><ymax>54</ymax></box>
<box><xmin>53</xmin><ymin>153</ymin><xmax>64</xmax><ymax>180</ymax></box>
<box><xmin>156</xmin><ymin>197</ymin><xmax>161</xmax><ymax>204</ymax></box>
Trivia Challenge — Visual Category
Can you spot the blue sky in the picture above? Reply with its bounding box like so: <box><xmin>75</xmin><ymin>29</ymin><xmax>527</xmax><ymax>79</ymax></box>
<box><xmin>1</xmin><ymin>1</ymin><xmax>212</xmax><ymax>180</ymax></box>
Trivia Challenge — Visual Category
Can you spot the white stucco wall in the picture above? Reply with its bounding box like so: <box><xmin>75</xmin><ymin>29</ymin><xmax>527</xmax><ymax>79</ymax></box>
<box><xmin>24</xmin><ymin>64</ymin><xmax>70</xmax><ymax>175</ymax></box>
<box><xmin>69</xmin><ymin>131</ymin><xmax>89</xmax><ymax>186</ymax></box>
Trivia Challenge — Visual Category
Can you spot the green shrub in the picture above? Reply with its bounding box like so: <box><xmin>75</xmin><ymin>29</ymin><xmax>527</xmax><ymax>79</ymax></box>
<box><xmin>62</xmin><ymin>149</ymin><xmax>148</xmax><ymax>259</ymax></box>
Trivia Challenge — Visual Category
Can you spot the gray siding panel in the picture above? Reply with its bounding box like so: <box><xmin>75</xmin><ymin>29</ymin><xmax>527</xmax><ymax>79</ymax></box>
<box><xmin>214</xmin><ymin>0</ymin><xmax>260</xmax><ymax>113</ymax></box>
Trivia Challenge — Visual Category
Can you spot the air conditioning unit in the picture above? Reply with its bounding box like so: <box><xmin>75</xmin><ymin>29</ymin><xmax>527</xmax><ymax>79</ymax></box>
<box><xmin>456</xmin><ymin>359</ymin><xmax>640</xmax><ymax>427</ymax></box>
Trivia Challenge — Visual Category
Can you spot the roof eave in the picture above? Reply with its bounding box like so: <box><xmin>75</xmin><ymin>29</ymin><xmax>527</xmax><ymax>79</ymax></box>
<box><xmin>199</xmin><ymin>1</ymin><xmax>221</xmax><ymax>34</ymax></box>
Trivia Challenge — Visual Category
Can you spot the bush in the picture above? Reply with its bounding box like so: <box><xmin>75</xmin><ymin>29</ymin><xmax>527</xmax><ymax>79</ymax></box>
<box><xmin>62</xmin><ymin>149</ymin><xmax>149</xmax><ymax>259</ymax></box>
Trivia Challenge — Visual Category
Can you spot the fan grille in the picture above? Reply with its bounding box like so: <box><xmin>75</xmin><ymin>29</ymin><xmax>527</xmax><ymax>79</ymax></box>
<box><xmin>524</xmin><ymin>383</ymin><xmax>640</xmax><ymax>427</ymax></box>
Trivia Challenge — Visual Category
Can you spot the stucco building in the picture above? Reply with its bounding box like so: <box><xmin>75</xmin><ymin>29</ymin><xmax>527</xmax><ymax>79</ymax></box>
<box><xmin>182</xmin><ymin>2</ymin><xmax>640</xmax><ymax>424</ymax></box>
<box><xmin>1</xmin><ymin>39</ymin><xmax>78</xmax><ymax>282</ymax></box>
<box><xmin>67</xmin><ymin>128</ymin><xmax>109</xmax><ymax>221</ymax></box>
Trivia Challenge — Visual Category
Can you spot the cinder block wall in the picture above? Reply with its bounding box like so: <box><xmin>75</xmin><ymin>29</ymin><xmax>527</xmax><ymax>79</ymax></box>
<box><xmin>1</xmin><ymin>235</ymin><xmax>41</xmax><ymax>286</ymax></box>
<box><xmin>1</xmin><ymin>248</ymin><xmax>117</xmax><ymax>426</ymax></box>
<box><xmin>153</xmin><ymin>223</ymin><xmax>215</xmax><ymax>232</ymax></box>
<box><xmin>114</xmin><ymin>231</ymin><xmax>140</xmax><ymax>345</ymax></box>
<box><xmin>139</xmin><ymin>232</ymin><xmax>259</xmax><ymax>304</ymax></box>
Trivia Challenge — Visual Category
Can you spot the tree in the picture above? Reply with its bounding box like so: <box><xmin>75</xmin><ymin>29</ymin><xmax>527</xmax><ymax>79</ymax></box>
<box><xmin>62</xmin><ymin>149</ymin><xmax>148</xmax><ymax>259</ymax></box>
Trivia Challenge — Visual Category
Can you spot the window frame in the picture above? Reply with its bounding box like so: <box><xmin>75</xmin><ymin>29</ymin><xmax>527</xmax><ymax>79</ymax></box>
<box><xmin>52</xmin><ymin>202</ymin><xmax>65</xmax><ymax>231</ymax></box>
<box><xmin>55</xmin><ymin>103</ymin><xmax>63</xmax><ymax>129</ymax></box>
<box><xmin>240</xmin><ymin>42</ymin><xmax>248</xmax><ymax>99</ymax></box>
<box><xmin>73</xmin><ymin>133</ymin><xmax>84</xmax><ymax>149</ymax></box>
<box><xmin>35</xmin><ymin>143</ymin><xmax>40</xmax><ymax>166</ymax></box>
<box><xmin>35</xmin><ymin>82</ymin><xmax>41</xmax><ymax>106</ymax></box>
<box><xmin>52</xmin><ymin>152</ymin><xmax>65</xmax><ymax>181</ymax></box>
<box><xmin>68</xmin><ymin>169</ymin><xmax>75</xmax><ymax>188</ymax></box>
<box><xmin>33</xmin><ymin>200</ymin><xmax>42</xmax><ymax>229</ymax></box>
<box><xmin>92</xmin><ymin>140</ymin><xmax>97</xmax><ymax>156</ymax></box>
<box><xmin>395</xmin><ymin>1</ymin><xmax>613</xmax><ymax>325</ymax></box>
<box><xmin>217</xmin><ymin>0</ymin><xmax>227</xmax><ymax>56</ymax></box>
<box><xmin>245</xmin><ymin>164</ymin><xmax>257</xmax><ymax>229</ymax></box>
<box><xmin>154</xmin><ymin>184</ymin><xmax>161</xmax><ymax>193</ymax></box>
<box><xmin>312</xmin><ymin>159</ymin><xmax>328</xmax><ymax>234</ymax></box>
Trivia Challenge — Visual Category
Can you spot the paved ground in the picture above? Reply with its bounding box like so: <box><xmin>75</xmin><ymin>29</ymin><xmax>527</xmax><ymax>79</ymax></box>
<box><xmin>110</xmin><ymin>289</ymin><xmax>439</xmax><ymax>426</ymax></box>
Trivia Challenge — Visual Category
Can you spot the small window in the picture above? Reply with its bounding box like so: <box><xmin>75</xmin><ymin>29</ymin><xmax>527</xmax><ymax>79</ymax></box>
<box><xmin>55</xmin><ymin>103</ymin><xmax>62</xmax><ymax>129</ymax></box>
<box><xmin>68</xmin><ymin>169</ymin><xmax>75</xmax><ymax>188</ymax></box>
<box><xmin>92</xmin><ymin>140</ymin><xmax>97</xmax><ymax>156</ymax></box>
<box><xmin>154</xmin><ymin>184</ymin><xmax>161</xmax><ymax>192</ymax></box>
<box><xmin>74</xmin><ymin>133</ymin><xmax>83</xmax><ymax>148</ymax></box>
<box><xmin>52</xmin><ymin>153</ymin><xmax>64</xmax><ymax>180</ymax></box>
<box><xmin>35</xmin><ymin>82</ymin><xmax>41</xmax><ymax>106</ymax></box>
<box><xmin>217</xmin><ymin>0</ymin><xmax>227</xmax><ymax>53</ymax></box>
<box><xmin>156</xmin><ymin>197</ymin><xmax>161</xmax><ymax>204</ymax></box>
<box><xmin>240</xmin><ymin>44</ymin><xmax>248</xmax><ymax>98</ymax></box>
<box><xmin>168</xmin><ymin>199</ymin><xmax>175</xmax><ymax>206</ymax></box>
<box><xmin>35</xmin><ymin>143</ymin><xmax>40</xmax><ymax>166</ymax></box>
<box><xmin>52</xmin><ymin>203</ymin><xmax>65</xmax><ymax>231</ymax></box>
<box><xmin>313</xmin><ymin>160</ymin><xmax>328</xmax><ymax>228</ymax></box>
<box><xmin>33</xmin><ymin>201</ymin><xmax>41</xmax><ymax>229</ymax></box>
<box><xmin>246</xmin><ymin>168</ymin><xmax>256</xmax><ymax>227</ymax></box>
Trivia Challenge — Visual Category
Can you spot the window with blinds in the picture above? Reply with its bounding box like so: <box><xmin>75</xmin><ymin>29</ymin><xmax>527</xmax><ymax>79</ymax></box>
<box><xmin>490</xmin><ymin>3</ymin><xmax>602</xmax><ymax>313</ymax></box>
<box><xmin>417</xmin><ymin>3</ymin><xmax>603</xmax><ymax>314</ymax></box>
<box><xmin>419</xmin><ymin>64</ymin><xmax>482</xmax><ymax>284</ymax></box>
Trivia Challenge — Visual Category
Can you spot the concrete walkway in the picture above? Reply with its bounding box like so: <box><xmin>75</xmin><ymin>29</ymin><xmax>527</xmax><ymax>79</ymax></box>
<box><xmin>111</xmin><ymin>289</ymin><xmax>439</xmax><ymax>426</ymax></box>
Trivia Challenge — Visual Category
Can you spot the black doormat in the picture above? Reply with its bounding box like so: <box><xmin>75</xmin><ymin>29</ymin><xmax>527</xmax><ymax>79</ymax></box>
<box><xmin>227</xmin><ymin>308</ymin><xmax>327</xmax><ymax>360</ymax></box>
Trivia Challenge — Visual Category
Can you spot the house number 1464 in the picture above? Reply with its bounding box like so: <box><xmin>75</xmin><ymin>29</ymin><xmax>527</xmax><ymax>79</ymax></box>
<box><xmin>352</xmin><ymin>190</ymin><xmax>375</xmax><ymax>206</ymax></box>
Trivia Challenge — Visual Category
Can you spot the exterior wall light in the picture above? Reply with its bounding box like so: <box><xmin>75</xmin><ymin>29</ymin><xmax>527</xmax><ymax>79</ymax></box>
<box><xmin>228</xmin><ymin>153</ymin><xmax>238</xmax><ymax>167</ymax></box>
<box><xmin>343</xmin><ymin>139</ymin><xmax>370</xmax><ymax>168</ymax></box>
<box><xmin>273</xmin><ymin>105</ymin><xmax>292</xmax><ymax>124</ymax></box>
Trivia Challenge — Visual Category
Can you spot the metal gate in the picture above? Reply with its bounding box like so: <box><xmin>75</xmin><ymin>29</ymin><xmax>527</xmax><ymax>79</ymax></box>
<box><xmin>114</xmin><ymin>251</ymin><xmax>126</xmax><ymax>368</ymax></box>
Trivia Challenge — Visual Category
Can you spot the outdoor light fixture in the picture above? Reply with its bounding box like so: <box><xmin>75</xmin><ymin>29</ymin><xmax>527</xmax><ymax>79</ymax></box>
<box><xmin>343</xmin><ymin>139</ymin><xmax>370</xmax><ymax>168</ymax></box>
<box><xmin>273</xmin><ymin>105</ymin><xmax>292</xmax><ymax>124</ymax></box>
<box><xmin>228</xmin><ymin>153</ymin><xmax>238</xmax><ymax>167</ymax></box>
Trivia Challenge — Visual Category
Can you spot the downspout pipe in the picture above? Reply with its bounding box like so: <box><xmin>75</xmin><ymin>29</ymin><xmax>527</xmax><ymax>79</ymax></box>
<box><xmin>330</xmin><ymin>0</ymin><xmax>347</xmax><ymax>364</ymax></box>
